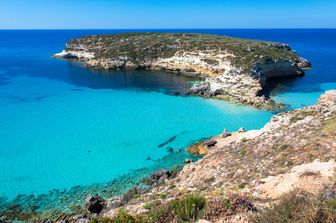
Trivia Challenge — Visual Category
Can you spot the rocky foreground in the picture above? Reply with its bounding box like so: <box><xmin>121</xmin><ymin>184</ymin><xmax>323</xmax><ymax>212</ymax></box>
<box><xmin>81</xmin><ymin>90</ymin><xmax>335</xmax><ymax>223</ymax></box>
<box><xmin>54</xmin><ymin>33</ymin><xmax>311</xmax><ymax>110</ymax></box>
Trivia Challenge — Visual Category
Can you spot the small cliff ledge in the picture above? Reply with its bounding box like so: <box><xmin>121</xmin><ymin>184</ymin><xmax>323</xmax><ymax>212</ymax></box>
<box><xmin>54</xmin><ymin>33</ymin><xmax>311</xmax><ymax>110</ymax></box>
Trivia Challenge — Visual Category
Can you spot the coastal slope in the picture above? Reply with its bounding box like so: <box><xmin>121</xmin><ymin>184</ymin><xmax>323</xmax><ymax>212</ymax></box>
<box><xmin>98</xmin><ymin>90</ymin><xmax>336</xmax><ymax>222</ymax></box>
<box><xmin>54</xmin><ymin>33</ymin><xmax>311</xmax><ymax>110</ymax></box>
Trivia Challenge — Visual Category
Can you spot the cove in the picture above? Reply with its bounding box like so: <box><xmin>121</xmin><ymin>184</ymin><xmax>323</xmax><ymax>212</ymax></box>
<box><xmin>0</xmin><ymin>74</ymin><xmax>273</xmax><ymax>199</ymax></box>
<box><xmin>1</xmin><ymin>29</ymin><xmax>336</xmax><ymax>212</ymax></box>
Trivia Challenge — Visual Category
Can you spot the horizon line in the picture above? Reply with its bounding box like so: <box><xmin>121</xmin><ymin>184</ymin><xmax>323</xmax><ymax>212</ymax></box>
<box><xmin>0</xmin><ymin>27</ymin><xmax>336</xmax><ymax>31</ymax></box>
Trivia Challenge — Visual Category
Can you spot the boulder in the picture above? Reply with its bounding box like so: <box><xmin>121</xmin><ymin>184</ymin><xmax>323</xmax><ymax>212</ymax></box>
<box><xmin>187</xmin><ymin>142</ymin><xmax>209</xmax><ymax>156</ymax></box>
<box><xmin>238</xmin><ymin>127</ymin><xmax>246</xmax><ymax>133</ymax></box>
<box><xmin>204</xmin><ymin>139</ymin><xmax>217</xmax><ymax>147</ymax></box>
<box><xmin>221</xmin><ymin>129</ymin><xmax>232</xmax><ymax>138</ymax></box>
<box><xmin>84</xmin><ymin>195</ymin><xmax>105</xmax><ymax>214</ymax></box>
<box><xmin>148</xmin><ymin>170</ymin><xmax>172</xmax><ymax>187</ymax></box>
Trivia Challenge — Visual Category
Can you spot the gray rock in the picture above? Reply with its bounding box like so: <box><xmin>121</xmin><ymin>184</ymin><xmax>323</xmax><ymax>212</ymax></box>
<box><xmin>75</xmin><ymin>218</ymin><xmax>89</xmax><ymax>223</ymax></box>
<box><xmin>148</xmin><ymin>170</ymin><xmax>171</xmax><ymax>186</ymax></box>
<box><xmin>204</xmin><ymin>140</ymin><xmax>217</xmax><ymax>147</ymax></box>
<box><xmin>221</xmin><ymin>129</ymin><xmax>232</xmax><ymax>138</ymax></box>
<box><xmin>106</xmin><ymin>196</ymin><xmax>123</xmax><ymax>209</ymax></box>
<box><xmin>72</xmin><ymin>214</ymin><xmax>85</xmax><ymax>221</ymax></box>
<box><xmin>189</xmin><ymin>82</ymin><xmax>210</xmax><ymax>96</ymax></box>
<box><xmin>238</xmin><ymin>127</ymin><xmax>246</xmax><ymax>133</ymax></box>
<box><xmin>84</xmin><ymin>195</ymin><xmax>105</xmax><ymax>214</ymax></box>
<box><xmin>184</xmin><ymin>159</ymin><xmax>193</xmax><ymax>164</ymax></box>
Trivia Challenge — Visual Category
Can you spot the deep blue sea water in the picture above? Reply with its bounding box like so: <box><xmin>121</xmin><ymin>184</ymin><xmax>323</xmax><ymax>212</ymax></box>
<box><xmin>0</xmin><ymin>29</ymin><xmax>335</xmax><ymax>211</ymax></box>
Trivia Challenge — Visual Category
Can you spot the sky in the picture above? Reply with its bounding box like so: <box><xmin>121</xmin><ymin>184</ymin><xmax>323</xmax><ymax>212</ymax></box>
<box><xmin>1</xmin><ymin>0</ymin><xmax>336</xmax><ymax>29</ymax></box>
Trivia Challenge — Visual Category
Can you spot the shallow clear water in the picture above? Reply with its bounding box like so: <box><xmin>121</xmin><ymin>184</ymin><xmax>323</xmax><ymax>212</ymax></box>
<box><xmin>0</xmin><ymin>29</ymin><xmax>335</xmax><ymax>211</ymax></box>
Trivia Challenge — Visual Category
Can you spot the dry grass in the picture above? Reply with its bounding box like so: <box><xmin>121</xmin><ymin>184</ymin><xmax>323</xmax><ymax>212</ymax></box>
<box><xmin>322</xmin><ymin>116</ymin><xmax>336</xmax><ymax>135</ymax></box>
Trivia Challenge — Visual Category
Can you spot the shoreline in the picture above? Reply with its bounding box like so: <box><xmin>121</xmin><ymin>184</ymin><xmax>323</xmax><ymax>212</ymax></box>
<box><xmin>1</xmin><ymin>90</ymin><xmax>335</xmax><ymax>222</ymax></box>
<box><xmin>99</xmin><ymin>90</ymin><xmax>336</xmax><ymax>222</ymax></box>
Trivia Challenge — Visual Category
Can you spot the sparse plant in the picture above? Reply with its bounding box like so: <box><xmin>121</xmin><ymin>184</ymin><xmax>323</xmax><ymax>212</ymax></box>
<box><xmin>239</xmin><ymin>147</ymin><xmax>248</xmax><ymax>155</ymax></box>
<box><xmin>159</xmin><ymin>193</ymin><xmax>167</xmax><ymax>200</ymax></box>
<box><xmin>241</xmin><ymin>137</ymin><xmax>248</xmax><ymax>143</ymax></box>
<box><xmin>169</xmin><ymin>194</ymin><xmax>207</xmax><ymax>222</ymax></box>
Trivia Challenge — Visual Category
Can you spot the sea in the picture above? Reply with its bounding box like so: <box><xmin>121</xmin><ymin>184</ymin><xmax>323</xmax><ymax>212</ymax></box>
<box><xmin>0</xmin><ymin>29</ymin><xmax>335</xmax><ymax>212</ymax></box>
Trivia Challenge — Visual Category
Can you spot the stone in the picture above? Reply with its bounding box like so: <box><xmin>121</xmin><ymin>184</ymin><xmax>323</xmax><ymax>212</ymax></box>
<box><xmin>84</xmin><ymin>195</ymin><xmax>105</xmax><ymax>214</ymax></box>
<box><xmin>257</xmin><ymin>160</ymin><xmax>336</xmax><ymax>199</ymax></box>
<box><xmin>204</xmin><ymin>139</ymin><xmax>217</xmax><ymax>147</ymax></box>
<box><xmin>72</xmin><ymin>214</ymin><xmax>85</xmax><ymax>221</ymax></box>
<box><xmin>187</xmin><ymin>142</ymin><xmax>209</xmax><ymax>156</ymax></box>
<box><xmin>75</xmin><ymin>218</ymin><xmax>89</xmax><ymax>223</ymax></box>
<box><xmin>148</xmin><ymin>170</ymin><xmax>172</xmax><ymax>187</ymax></box>
<box><xmin>106</xmin><ymin>196</ymin><xmax>123</xmax><ymax>209</ymax></box>
<box><xmin>238</xmin><ymin>127</ymin><xmax>246</xmax><ymax>133</ymax></box>
<box><xmin>221</xmin><ymin>129</ymin><xmax>232</xmax><ymax>138</ymax></box>
<box><xmin>184</xmin><ymin>159</ymin><xmax>193</xmax><ymax>164</ymax></box>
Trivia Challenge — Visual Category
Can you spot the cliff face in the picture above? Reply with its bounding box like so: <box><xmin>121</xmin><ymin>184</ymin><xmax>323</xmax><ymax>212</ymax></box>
<box><xmin>54</xmin><ymin>33</ymin><xmax>311</xmax><ymax>110</ymax></box>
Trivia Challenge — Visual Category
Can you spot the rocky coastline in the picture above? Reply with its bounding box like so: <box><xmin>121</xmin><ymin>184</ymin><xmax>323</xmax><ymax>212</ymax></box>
<box><xmin>91</xmin><ymin>90</ymin><xmax>336</xmax><ymax>223</ymax></box>
<box><xmin>54</xmin><ymin>33</ymin><xmax>311</xmax><ymax>110</ymax></box>
<box><xmin>2</xmin><ymin>89</ymin><xmax>335</xmax><ymax>222</ymax></box>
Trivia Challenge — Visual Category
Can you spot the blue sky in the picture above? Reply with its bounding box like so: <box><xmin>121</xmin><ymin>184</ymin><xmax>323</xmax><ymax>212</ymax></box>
<box><xmin>1</xmin><ymin>0</ymin><xmax>336</xmax><ymax>29</ymax></box>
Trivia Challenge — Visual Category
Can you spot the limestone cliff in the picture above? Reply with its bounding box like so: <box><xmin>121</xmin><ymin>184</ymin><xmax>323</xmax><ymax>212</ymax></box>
<box><xmin>54</xmin><ymin>33</ymin><xmax>311</xmax><ymax>110</ymax></box>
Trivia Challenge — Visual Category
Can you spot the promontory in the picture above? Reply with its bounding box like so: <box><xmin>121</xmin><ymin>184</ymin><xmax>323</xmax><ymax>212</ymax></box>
<box><xmin>54</xmin><ymin>33</ymin><xmax>311</xmax><ymax>109</ymax></box>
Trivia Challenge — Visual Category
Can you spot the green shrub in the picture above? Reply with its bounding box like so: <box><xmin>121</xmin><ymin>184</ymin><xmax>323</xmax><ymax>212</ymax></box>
<box><xmin>89</xmin><ymin>209</ymin><xmax>147</xmax><ymax>223</ymax></box>
<box><xmin>169</xmin><ymin>194</ymin><xmax>207</xmax><ymax>222</ymax></box>
<box><xmin>147</xmin><ymin>204</ymin><xmax>174</xmax><ymax>223</ymax></box>
<box><xmin>160</xmin><ymin>193</ymin><xmax>167</xmax><ymax>200</ymax></box>
<box><xmin>204</xmin><ymin>193</ymin><xmax>254</xmax><ymax>221</ymax></box>
<box><xmin>239</xmin><ymin>147</ymin><xmax>248</xmax><ymax>155</ymax></box>
<box><xmin>241</xmin><ymin>138</ymin><xmax>248</xmax><ymax>143</ymax></box>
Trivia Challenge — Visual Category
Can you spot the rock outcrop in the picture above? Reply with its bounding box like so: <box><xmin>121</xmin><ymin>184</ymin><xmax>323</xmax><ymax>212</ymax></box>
<box><xmin>257</xmin><ymin>160</ymin><xmax>336</xmax><ymax>199</ymax></box>
<box><xmin>84</xmin><ymin>195</ymin><xmax>105</xmax><ymax>214</ymax></box>
<box><xmin>54</xmin><ymin>33</ymin><xmax>311</xmax><ymax>110</ymax></box>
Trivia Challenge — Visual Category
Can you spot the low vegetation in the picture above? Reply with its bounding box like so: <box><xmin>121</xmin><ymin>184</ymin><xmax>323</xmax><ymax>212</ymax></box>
<box><xmin>253</xmin><ymin>190</ymin><xmax>336</xmax><ymax>223</ymax></box>
<box><xmin>67</xmin><ymin>33</ymin><xmax>300</xmax><ymax>71</ymax></box>
<box><xmin>322</xmin><ymin>115</ymin><xmax>336</xmax><ymax>134</ymax></box>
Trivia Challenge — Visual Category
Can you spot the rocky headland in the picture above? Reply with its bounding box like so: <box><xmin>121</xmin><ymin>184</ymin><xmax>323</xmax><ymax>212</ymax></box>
<box><xmin>54</xmin><ymin>33</ymin><xmax>311</xmax><ymax>110</ymax></box>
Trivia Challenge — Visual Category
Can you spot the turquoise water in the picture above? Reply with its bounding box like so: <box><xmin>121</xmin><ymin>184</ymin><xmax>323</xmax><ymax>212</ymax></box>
<box><xmin>0</xmin><ymin>73</ymin><xmax>272</xmax><ymax>199</ymax></box>
<box><xmin>1</xmin><ymin>29</ymin><xmax>336</xmax><ymax>212</ymax></box>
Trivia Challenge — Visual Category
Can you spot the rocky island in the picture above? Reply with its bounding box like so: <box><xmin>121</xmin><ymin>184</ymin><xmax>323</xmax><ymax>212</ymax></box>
<box><xmin>54</xmin><ymin>33</ymin><xmax>311</xmax><ymax>110</ymax></box>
